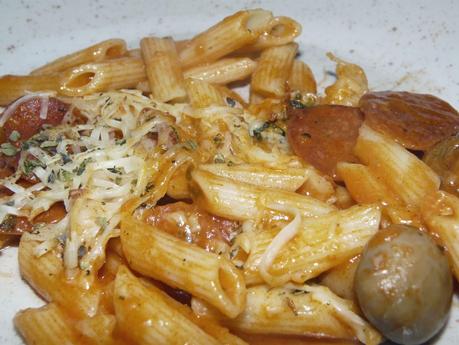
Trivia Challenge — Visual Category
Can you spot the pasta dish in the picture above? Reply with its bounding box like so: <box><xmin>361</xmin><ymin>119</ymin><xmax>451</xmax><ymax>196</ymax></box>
<box><xmin>0</xmin><ymin>9</ymin><xmax>457</xmax><ymax>345</ymax></box>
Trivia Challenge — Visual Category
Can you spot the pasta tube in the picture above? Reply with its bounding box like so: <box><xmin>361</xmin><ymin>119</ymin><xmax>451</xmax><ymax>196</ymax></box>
<box><xmin>251</xmin><ymin>43</ymin><xmax>298</xmax><ymax>97</ymax></box>
<box><xmin>191</xmin><ymin>169</ymin><xmax>334</xmax><ymax>221</ymax></box>
<box><xmin>15</xmin><ymin>303</ymin><xmax>84</xmax><ymax>345</ymax></box>
<box><xmin>288</xmin><ymin>60</ymin><xmax>317</xmax><ymax>94</ymax></box>
<box><xmin>184</xmin><ymin>57</ymin><xmax>257</xmax><ymax>85</ymax></box>
<box><xmin>140</xmin><ymin>37</ymin><xmax>187</xmax><ymax>102</ymax></box>
<box><xmin>244</xmin><ymin>204</ymin><xmax>381</xmax><ymax>286</ymax></box>
<box><xmin>120</xmin><ymin>214</ymin><xmax>246</xmax><ymax>318</ymax></box>
<box><xmin>179</xmin><ymin>9</ymin><xmax>273</xmax><ymax>68</ymax></box>
<box><xmin>18</xmin><ymin>236</ymin><xmax>100</xmax><ymax>318</ymax></box>
<box><xmin>354</xmin><ymin>124</ymin><xmax>440</xmax><ymax>209</ymax></box>
<box><xmin>0</xmin><ymin>74</ymin><xmax>60</xmax><ymax>105</ymax></box>
<box><xmin>31</xmin><ymin>39</ymin><xmax>127</xmax><ymax>75</ymax></box>
<box><xmin>114</xmin><ymin>265</ymin><xmax>232</xmax><ymax>344</ymax></box>
<box><xmin>238</xmin><ymin>16</ymin><xmax>302</xmax><ymax>52</ymax></box>
<box><xmin>59</xmin><ymin>57</ymin><xmax>146</xmax><ymax>96</ymax></box>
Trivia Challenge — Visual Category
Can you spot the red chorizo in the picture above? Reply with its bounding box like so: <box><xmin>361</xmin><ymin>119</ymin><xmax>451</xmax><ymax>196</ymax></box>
<box><xmin>1</xmin><ymin>96</ymin><xmax>69</xmax><ymax>142</ymax></box>
<box><xmin>359</xmin><ymin>91</ymin><xmax>459</xmax><ymax>150</ymax></box>
<box><xmin>287</xmin><ymin>105</ymin><xmax>363</xmax><ymax>180</ymax></box>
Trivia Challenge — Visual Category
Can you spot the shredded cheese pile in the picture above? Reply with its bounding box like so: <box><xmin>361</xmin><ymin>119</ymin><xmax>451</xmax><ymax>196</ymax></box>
<box><xmin>0</xmin><ymin>90</ymin><xmax>300</xmax><ymax>277</ymax></box>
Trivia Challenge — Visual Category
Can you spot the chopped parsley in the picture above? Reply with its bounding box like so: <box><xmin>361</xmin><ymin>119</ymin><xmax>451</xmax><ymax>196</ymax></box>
<box><xmin>252</xmin><ymin>121</ymin><xmax>286</xmax><ymax>141</ymax></box>
<box><xmin>47</xmin><ymin>171</ymin><xmax>56</xmax><ymax>183</ymax></box>
<box><xmin>22</xmin><ymin>158</ymin><xmax>45</xmax><ymax>175</ymax></box>
<box><xmin>289</xmin><ymin>99</ymin><xmax>305</xmax><ymax>109</ymax></box>
<box><xmin>213</xmin><ymin>133</ymin><xmax>224</xmax><ymax>148</ymax></box>
<box><xmin>95</xmin><ymin>217</ymin><xmax>108</xmax><ymax>230</ymax></box>
<box><xmin>73</xmin><ymin>158</ymin><xmax>92</xmax><ymax>176</ymax></box>
<box><xmin>226</xmin><ymin>97</ymin><xmax>236</xmax><ymax>107</ymax></box>
<box><xmin>8</xmin><ymin>130</ymin><xmax>21</xmax><ymax>142</ymax></box>
<box><xmin>58</xmin><ymin>169</ymin><xmax>72</xmax><ymax>182</ymax></box>
<box><xmin>0</xmin><ymin>142</ymin><xmax>18</xmax><ymax>156</ymax></box>
<box><xmin>214</xmin><ymin>153</ymin><xmax>225</xmax><ymax>163</ymax></box>
<box><xmin>60</xmin><ymin>153</ymin><xmax>72</xmax><ymax>164</ymax></box>
<box><xmin>107</xmin><ymin>166</ymin><xmax>123</xmax><ymax>174</ymax></box>
<box><xmin>183</xmin><ymin>139</ymin><xmax>198</xmax><ymax>151</ymax></box>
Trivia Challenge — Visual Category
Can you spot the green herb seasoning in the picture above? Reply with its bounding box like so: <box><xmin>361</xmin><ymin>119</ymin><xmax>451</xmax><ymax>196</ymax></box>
<box><xmin>0</xmin><ymin>142</ymin><xmax>18</xmax><ymax>156</ymax></box>
<box><xmin>183</xmin><ymin>139</ymin><xmax>198</xmax><ymax>151</ymax></box>
<box><xmin>8</xmin><ymin>130</ymin><xmax>21</xmax><ymax>142</ymax></box>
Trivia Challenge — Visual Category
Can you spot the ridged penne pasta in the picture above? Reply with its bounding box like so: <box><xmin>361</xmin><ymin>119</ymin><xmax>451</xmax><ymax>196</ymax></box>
<box><xmin>320</xmin><ymin>254</ymin><xmax>360</xmax><ymax>301</ymax></box>
<box><xmin>114</xmin><ymin>265</ymin><xmax>229</xmax><ymax>345</ymax></box>
<box><xmin>140</xmin><ymin>37</ymin><xmax>187</xmax><ymax>102</ymax></box>
<box><xmin>244</xmin><ymin>204</ymin><xmax>380</xmax><ymax>286</ymax></box>
<box><xmin>31</xmin><ymin>39</ymin><xmax>127</xmax><ymax>76</ymax></box>
<box><xmin>199</xmin><ymin>163</ymin><xmax>308</xmax><ymax>191</ymax></box>
<box><xmin>423</xmin><ymin>191</ymin><xmax>459</xmax><ymax>281</ymax></box>
<box><xmin>0</xmin><ymin>74</ymin><xmax>60</xmax><ymax>105</ymax></box>
<box><xmin>14</xmin><ymin>303</ymin><xmax>84</xmax><ymax>345</ymax></box>
<box><xmin>179</xmin><ymin>9</ymin><xmax>273</xmax><ymax>68</ymax></box>
<box><xmin>238</xmin><ymin>16</ymin><xmax>302</xmax><ymax>52</ymax></box>
<box><xmin>337</xmin><ymin>162</ymin><xmax>423</xmax><ymax>227</ymax></box>
<box><xmin>191</xmin><ymin>169</ymin><xmax>335</xmax><ymax>221</ymax></box>
<box><xmin>197</xmin><ymin>285</ymin><xmax>381</xmax><ymax>345</ymax></box>
<box><xmin>120</xmin><ymin>214</ymin><xmax>246</xmax><ymax>317</ymax></box>
<box><xmin>288</xmin><ymin>60</ymin><xmax>317</xmax><ymax>94</ymax></box>
<box><xmin>354</xmin><ymin>124</ymin><xmax>440</xmax><ymax>209</ymax></box>
<box><xmin>18</xmin><ymin>236</ymin><xmax>100</xmax><ymax>318</ymax></box>
<box><xmin>74</xmin><ymin>313</ymin><xmax>120</xmax><ymax>345</ymax></box>
<box><xmin>185</xmin><ymin>78</ymin><xmax>226</xmax><ymax>108</ymax></box>
<box><xmin>59</xmin><ymin>57</ymin><xmax>146</xmax><ymax>96</ymax></box>
<box><xmin>184</xmin><ymin>57</ymin><xmax>257</xmax><ymax>85</ymax></box>
<box><xmin>251</xmin><ymin>43</ymin><xmax>298</xmax><ymax>98</ymax></box>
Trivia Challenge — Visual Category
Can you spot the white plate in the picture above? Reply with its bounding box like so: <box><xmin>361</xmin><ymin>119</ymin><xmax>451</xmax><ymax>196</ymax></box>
<box><xmin>0</xmin><ymin>0</ymin><xmax>458</xmax><ymax>344</ymax></box>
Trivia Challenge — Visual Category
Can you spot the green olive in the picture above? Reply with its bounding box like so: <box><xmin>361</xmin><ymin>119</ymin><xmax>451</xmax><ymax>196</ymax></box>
<box><xmin>355</xmin><ymin>225</ymin><xmax>453</xmax><ymax>345</ymax></box>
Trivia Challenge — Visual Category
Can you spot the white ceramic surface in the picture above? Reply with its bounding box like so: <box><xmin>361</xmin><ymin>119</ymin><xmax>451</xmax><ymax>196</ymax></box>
<box><xmin>0</xmin><ymin>0</ymin><xmax>458</xmax><ymax>344</ymax></box>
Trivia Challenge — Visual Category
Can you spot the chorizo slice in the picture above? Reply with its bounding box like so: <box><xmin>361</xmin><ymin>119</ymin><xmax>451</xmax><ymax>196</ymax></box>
<box><xmin>1</xmin><ymin>96</ymin><xmax>70</xmax><ymax>142</ymax></box>
<box><xmin>287</xmin><ymin>105</ymin><xmax>363</xmax><ymax>180</ymax></box>
<box><xmin>359</xmin><ymin>91</ymin><xmax>459</xmax><ymax>150</ymax></box>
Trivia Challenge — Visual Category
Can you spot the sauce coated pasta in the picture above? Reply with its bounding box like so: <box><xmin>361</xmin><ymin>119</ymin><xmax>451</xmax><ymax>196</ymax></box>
<box><xmin>0</xmin><ymin>8</ymin><xmax>458</xmax><ymax>345</ymax></box>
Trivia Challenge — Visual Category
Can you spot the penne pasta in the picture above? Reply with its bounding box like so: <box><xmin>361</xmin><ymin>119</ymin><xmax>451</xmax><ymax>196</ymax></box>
<box><xmin>244</xmin><ymin>204</ymin><xmax>380</xmax><ymax>286</ymax></box>
<box><xmin>238</xmin><ymin>16</ymin><xmax>302</xmax><ymax>52</ymax></box>
<box><xmin>423</xmin><ymin>191</ymin><xmax>459</xmax><ymax>281</ymax></box>
<box><xmin>320</xmin><ymin>254</ymin><xmax>361</xmax><ymax>301</ymax></box>
<box><xmin>191</xmin><ymin>169</ymin><xmax>335</xmax><ymax>221</ymax></box>
<box><xmin>31</xmin><ymin>39</ymin><xmax>127</xmax><ymax>76</ymax></box>
<box><xmin>288</xmin><ymin>60</ymin><xmax>317</xmax><ymax>95</ymax></box>
<box><xmin>185</xmin><ymin>78</ymin><xmax>227</xmax><ymax>108</ymax></box>
<box><xmin>0</xmin><ymin>74</ymin><xmax>60</xmax><ymax>105</ymax></box>
<box><xmin>184</xmin><ymin>57</ymin><xmax>257</xmax><ymax>85</ymax></box>
<box><xmin>114</xmin><ymin>265</ymin><xmax>228</xmax><ymax>345</ymax></box>
<box><xmin>74</xmin><ymin>313</ymin><xmax>119</xmax><ymax>344</ymax></box>
<box><xmin>59</xmin><ymin>57</ymin><xmax>146</xmax><ymax>96</ymax></box>
<box><xmin>354</xmin><ymin>124</ymin><xmax>440</xmax><ymax>209</ymax></box>
<box><xmin>140</xmin><ymin>37</ymin><xmax>187</xmax><ymax>102</ymax></box>
<box><xmin>251</xmin><ymin>43</ymin><xmax>298</xmax><ymax>98</ymax></box>
<box><xmin>120</xmin><ymin>214</ymin><xmax>246</xmax><ymax>318</ymax></box>
<box><xmin>179</xmin><ymin>9</ymin><xmax>273</xmax><ymax>68</ymax></box>
<box><xmin>199</xmin><ymin>163</ymin><xmax>308</xmax><ymax>192</ymax></box>
<box><xmin>18</xmin><ymin>236</ymin><xmax>100</xmax><ymax>318</ymax></box>
<box><xmin>14</xmin><ymin>303</ymin><xmax>84</xmax><ymax>345</ymax></box>
<box><xmin>196</xmin><ymin>285</ymin><xmax>381</xmax><ymax>345</ymax></box>
<box><xmin>2</xmin><ymin>9</ymin><xmax>456</xmax><ymax>345</ymax></box>
<box><xmin>337</xmin><ymin>162</ymin><xmax>423</xmax><ymax>227</ymax></box>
